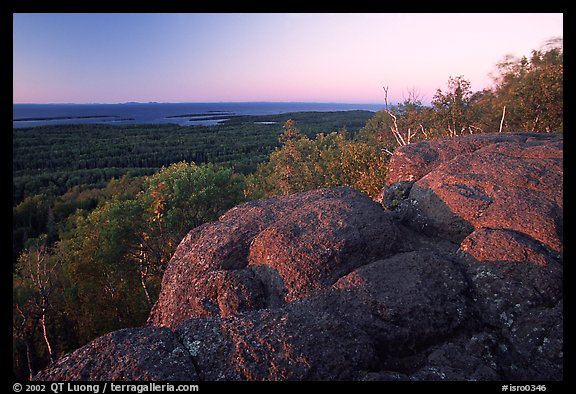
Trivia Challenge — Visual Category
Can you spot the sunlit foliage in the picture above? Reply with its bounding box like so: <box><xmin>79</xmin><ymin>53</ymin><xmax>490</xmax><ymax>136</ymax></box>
<box><xmin>246</xmin><ymin>121</ymin><xmax>388</xmax><ymax>200</ymax></box>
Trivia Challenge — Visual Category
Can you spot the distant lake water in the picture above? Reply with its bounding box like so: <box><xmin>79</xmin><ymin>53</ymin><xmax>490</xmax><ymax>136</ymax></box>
<box><xmin>13</xmin><ymin>102</ymin><xmax>384</xmax><ymax>128</ymax></box>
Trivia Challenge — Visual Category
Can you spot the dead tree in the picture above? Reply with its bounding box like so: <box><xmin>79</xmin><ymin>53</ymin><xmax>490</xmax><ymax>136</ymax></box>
<box><xmin>14</xmin><ymin>304</ymin><xmax>38</xmax><ymax>381</ymax></box>
<box><xmin>17</xmin><ymin>241</ymin><xmax>58</xmax><ymax>364</ymax></box>
<box><xmin>382</xmin><ymin>86</ymin><xmax>428</xmax><ymax>149</ymax></box>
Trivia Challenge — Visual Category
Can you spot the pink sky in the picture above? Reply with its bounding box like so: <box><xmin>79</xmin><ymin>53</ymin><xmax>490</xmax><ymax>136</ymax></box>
<box><xmin>13</xmin><ymin>13</ymin><xmax>563</xmax><ymax>104</ymax></box>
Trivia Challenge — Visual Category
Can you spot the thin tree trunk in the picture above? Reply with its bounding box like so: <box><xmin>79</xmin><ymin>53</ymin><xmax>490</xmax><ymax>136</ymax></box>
<box><xmin>40</xmin><ymin>311</ymin><xmax>55</xmax><ymax>363</ymax></box>
<box><xmin>16</xmin><ymin>303</ymin><xmax>37</xmax><ymax>380</ymax></box>
<box><xmin>25</xmin><ymin>340</ymin><xmax>35</xmax><ymax>381</ymax></box>
<box><xmin>532</xmin><ymin>114</ymin><xmax>540</xmax><ymax>132</ymax></box>
<box><xmin>138</xmin><ymin>242</ymin><xmax>153</xmax><ymax>306</ymax></box>
<box><xmin>140</xmin><ymin>270</ymin><xmax>153</xmax><ymax>306</ymax></box>
<box><xmin>499</xmin><ymin>106</ymin><xmax>506</xmax><ymax>132</ymax></box>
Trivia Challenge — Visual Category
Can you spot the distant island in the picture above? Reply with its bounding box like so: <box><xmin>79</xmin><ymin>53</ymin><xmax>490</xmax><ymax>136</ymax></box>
<box><xmin>165</xmin><ymin>111</ymin><xmax>234</xmax><ymax>118</ymax></box>
<box><xmin>13</xmin><ymin>115</ymin><xmax>135</xmax><ymax>122</ymax></box>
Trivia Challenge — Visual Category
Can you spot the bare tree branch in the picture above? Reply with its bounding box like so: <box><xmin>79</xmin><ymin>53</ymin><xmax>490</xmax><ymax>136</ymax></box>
<box><xmin>383</xmin><ymin>86</ymin><xmax>407</xmax><ymax>146</ymax></box>
<box><xmin>383</xmin><ymin>86</ymin><xmax>389</xmax><ymax>111</ymax></box>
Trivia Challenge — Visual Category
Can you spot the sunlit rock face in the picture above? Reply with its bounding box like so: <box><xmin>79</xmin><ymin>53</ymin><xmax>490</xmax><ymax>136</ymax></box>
<box><xmin>149</xmin><ymin>186</ymin><xmax>412</xmax><ymax>328</ymax></box>
<box><xmin>383</xmin><ymin>132</ymin><xmax>562</xmax><ymax>252</ymax></box>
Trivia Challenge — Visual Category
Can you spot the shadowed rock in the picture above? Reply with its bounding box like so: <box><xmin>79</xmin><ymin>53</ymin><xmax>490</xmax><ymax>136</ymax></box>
<box><xmin>34</xmin><ymin>327</ymin><xmax>198</xmax><ymax>381</ymax></box>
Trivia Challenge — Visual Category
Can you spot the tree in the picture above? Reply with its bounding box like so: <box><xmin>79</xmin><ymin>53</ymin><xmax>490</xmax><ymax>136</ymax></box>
<box><xmin>53</xmin><ymin>162</ymin><xmax>246</xmax><ymax>345</ymax></box>
<box><xmin>142</xmin><ymin>162</ymin><xmax>245</xmax><ymax>252</ymax></box>
<box><xmin>277</xmin><ymin>119</ymin><xmax>305</xmax><ymax>144</ymax></box>
<box><xmin>382</xmin><ymin>86</ymin><xmax>432</xmax><ymax>148</ymax></box>
<box><xmin>465</xmin><ymin>89</ymin><xmax>502</xmax><ymax>133</ymax></box>
<box><xmin>491</xmin><ymin>38</ymin><xmax>563</xmax><ymax>132</ymax></box>
<box><xmin>13</xmin><ymin>194</ymin><xmax>53</xmax><ymax>267</ymax></box>
<box><xmin>357</xmin><ymin>89</ymin><xmax>436</xmax><ymax>154</ymax></box>
<box><xmin>13</xmin><ymin>237</ymin><xmax>59</xmax><ymax>379</ymax></box>
<box><xmin>432</xmin><ymin>75</ymin><xmax>479</xmax><ymax>136</ymax></box>
<box><xmin>138</xmin><ymin>162</ymin><xmax>246</xmax><ymax>300</ymax></box>
<box><xmin>246</xmin><ymin>120</ymin><xmax>388</xmax><ymax>200</ymax></box>
<box><xmin>55</xmin><ymin>199</ymin><xmax>150</xmax><ymax>344</ymax></box>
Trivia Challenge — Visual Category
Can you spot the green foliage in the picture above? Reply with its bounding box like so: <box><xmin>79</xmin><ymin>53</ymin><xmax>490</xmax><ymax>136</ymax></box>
<box><xmin>356</xmin><ymin>98</ymin><xmax>438</xmax><ymax>151</ymax></box>
<box><xmin>13</xmin><ymin>111</ymin><xmax>374</xmax><ymax>205</ymax></box>
<box><xmin>139</xmin><ymin>162</ymin><xmax>246</xmax><ymax>278</ymax></box>
<box><xmin>13</xmin><ymin>162</ymin><xmax>246</xmax><ymax>379</ymax></box>
<box><xmin>246</xmin><ymin>121</ymin><xmax>388</xmax><ymax>200</ymax></box>
<box><xmin>277</xmin><ymin>119</ymin><xmax>305</xmax><ymax>144</ymax></box>
<box><xmin>143</xmin><ymin>162</ymin><xmax>245</xmax><ymax>237</ymax></box>
<box><xmin>53</xmin><ymin>162</ymin><xmax>245</xmax><ymax>343</ymax></box>
<box><xmin>55</xmin><ymin>198</ymin><xmax>149</xmax><ymax>343</ymax></box>
<box><xmin>358</xmin><ymin>40</ymin><xmax>563</xmax><ymax>152</ymax></box>
<box><xmin>491</xmin><ymin>39</ymin><xmax>563</xmax><ymax>132</ymax></box>
<box><xmin>13</xmin><ymin>194</ymin><xmax>56</xmax><ymax>267</ymax></box>
<box><xmin>13</xmin><ymin>237</ymin><xmax>70</xmax><ymax>379</ymax></box>
<box><xmin>432</xmin><ymin>75</ymin><xmax>477</xmax><ymax>135</ymax></box>
<box><xmin>12</xmin><ymin>113</ymin><xmax>372</xmax><ymax>378</ymax></box>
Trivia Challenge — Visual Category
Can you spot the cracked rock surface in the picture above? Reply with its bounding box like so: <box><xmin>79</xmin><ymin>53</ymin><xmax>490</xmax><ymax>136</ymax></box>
<box><xmin>35</xmin><ymin>132</ymin><xmax>563</xmax><ymax>381</ymax></box>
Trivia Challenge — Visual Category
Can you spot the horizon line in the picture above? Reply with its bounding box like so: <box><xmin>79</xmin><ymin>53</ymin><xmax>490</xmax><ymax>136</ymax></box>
<box><xmin>13</xmin><ymin>100</ymin><xmax>388</xmax><ymax>106</ymax></box>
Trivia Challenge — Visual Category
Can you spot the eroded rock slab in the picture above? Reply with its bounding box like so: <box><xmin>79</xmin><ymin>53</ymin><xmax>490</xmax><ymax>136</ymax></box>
<box><xmin>150</xmin><ymin>186</ymin><xmax>412</xmax><ymax>328</ymax></box>
<box><xmin>34</xmin><ymin>327</ymin><xmax>198</xmax><ymax>381</ymax></box>
<box><xmin>384</xmin><ymin>132</ymin><xmax>563</xmax><ymax>253</ymax></box>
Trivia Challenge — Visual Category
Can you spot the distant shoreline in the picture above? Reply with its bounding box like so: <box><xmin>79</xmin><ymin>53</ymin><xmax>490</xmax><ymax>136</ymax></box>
<box><xmin>165</xmin><ymin>111</ymin><xmax>235</xmax><ymax>118</ymax></box>
<box><xmin>13</xmin><ymin>115</ymin><xmax>135</xmax><ymax>122</ymax></box>
<box><xmin>13</xmin><ymin>102</ymin><xmax>383</xmax><ymax>128</ymax></box>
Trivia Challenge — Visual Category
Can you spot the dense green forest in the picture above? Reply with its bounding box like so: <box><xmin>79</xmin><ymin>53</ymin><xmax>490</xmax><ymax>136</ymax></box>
<box><xmin>13</xmin><ymin>41</ymin><xmax>562</xmax><ymax>380</ymax></box>
<box><xmin>13</xmin><ymin>110</ymin><xmax>374</xmax><ymax>204</ymax></box>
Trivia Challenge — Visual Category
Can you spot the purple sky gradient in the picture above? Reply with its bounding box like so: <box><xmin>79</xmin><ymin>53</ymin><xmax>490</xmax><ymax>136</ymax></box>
<box><xmin>13</xmin><ymin>13</ymin><xmax>563</xmax><ymax>104</ymax></box>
